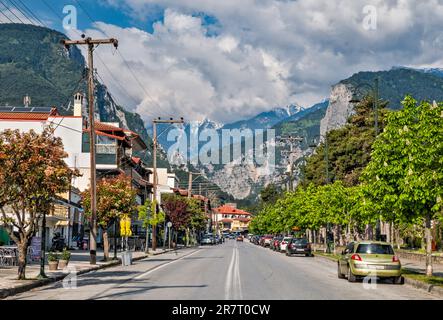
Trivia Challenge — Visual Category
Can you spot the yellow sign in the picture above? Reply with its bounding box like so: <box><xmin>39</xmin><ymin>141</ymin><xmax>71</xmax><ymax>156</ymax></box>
<box><xmin>120</xmin><ymin>215</ymin><xmax>132</xmax><ymax>237</ymax></box>
<box><xmin>292</xmin><ymin>226</ymin><xmax>300</xmax><ymax>231</ymax></box>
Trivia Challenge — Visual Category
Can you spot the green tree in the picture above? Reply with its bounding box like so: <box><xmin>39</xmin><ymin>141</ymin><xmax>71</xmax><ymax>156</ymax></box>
<box><xmin>362</xmin><ymin>96</ymin><xmax>443</xmax><ymax>276</ymax></box>
<box><xmin>303</xmin><ymin>96</ymin><xmax>388</xmax><ymax>186</ymax></box>
<box><xmin>0</xmin><ymin>128</ymin><xmax>79</xmax><ymax>279</ymax></box>
<box><xmin>82</xmin><ymin>174</ymin><xmax>137</xmax><ymax>261</ymax></box>
<box><xmin>138</xmin><ymin>199</ymin><xmax>165</xmax><ymax>252</ymax></box>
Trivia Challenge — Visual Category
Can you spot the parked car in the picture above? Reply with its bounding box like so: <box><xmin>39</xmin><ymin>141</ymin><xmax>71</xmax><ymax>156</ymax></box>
<box><xmin>337</xmin><ymin>241</ymin><xmax>403</xmax><ymax>284</ymax></box>
<box><xmin>279</xmin><ymin>237</ymin><xmax>293</xmax><ymax>252</ymax></box>
<box><xmin>201</xmin><ymin>235</ymin><xmax>214</xmax><ymax>245</ymax></box>
<box><xmin>262</xmin><ymin>235</ymin><xmax>273</xmax><ymax>247</ymax></box>
<box><xmin>236</xmin><ymin>235</ymin><xmax>244</xmax><ymax>242</ymax></box>
<box><xmin>286</xmin><ymin>238</ymin><xmax>312</xmax><ymax>256</ymax></box>
<box><xmin>251</xmin><ymin>235</ymin><xmax>261</xmax><ymax>245</ymax></box>
<box><xmin>270</xmin><ymin>236</ymin><xmax>283</xmax><ymax>251</ymax></box>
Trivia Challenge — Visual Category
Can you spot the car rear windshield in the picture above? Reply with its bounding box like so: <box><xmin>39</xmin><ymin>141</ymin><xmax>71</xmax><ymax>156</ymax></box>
<box><xmin>292</xmin><ymin>238</ymin><xmax>307</xmax><ymax>244</ymax></box>
<box><xmin>356</xmin><ymin>244</ymin><xmax>394</xmax><ymax>255</ymax></box>
<box><xmin>283</xmin><ymin>237</ymin><xmax>292</xmax><ymax>241</ymax></box>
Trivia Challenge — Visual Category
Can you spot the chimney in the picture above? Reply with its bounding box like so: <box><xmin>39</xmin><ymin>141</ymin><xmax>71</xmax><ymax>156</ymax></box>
<box><xmin>23</xmin><ymin>95</ymin><xmax>31</xmax><ymax>107</ymax></box>
<box><xmin>74</xmin><ymin>92</ymin><xmax>83</xmax><ymax>117</ymax></box>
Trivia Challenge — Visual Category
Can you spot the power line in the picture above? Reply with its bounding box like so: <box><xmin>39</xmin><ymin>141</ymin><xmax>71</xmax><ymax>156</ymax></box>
<box><xmin>72</xmin><ymin>0</ymin><xmax>168</xmax><ymax>115</ymax></box>
<box><xmin>0</xmin><ymin>8</ymin><xmax>13</xmax><ymax>23</ymax></box>
<box><xmin>8</xmin><ymin>0</ymin><xmax>35</xmax><ymax>25</ymax></box>
<box><xmin>16</xmin><ymin>0</ymin><xmax>46</xmax><ymax>26</ymax></box>
<box><xmin>0</xmin><ymin>0</ymin><xmax>25</xmax><ymax>23</ymax></box>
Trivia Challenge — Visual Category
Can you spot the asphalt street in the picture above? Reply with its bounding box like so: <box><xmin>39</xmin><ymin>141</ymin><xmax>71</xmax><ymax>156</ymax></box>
<box><xmin>8</xmin><ymin>240</ymin><xmax>439</xmax><ymax>300</ymax></box>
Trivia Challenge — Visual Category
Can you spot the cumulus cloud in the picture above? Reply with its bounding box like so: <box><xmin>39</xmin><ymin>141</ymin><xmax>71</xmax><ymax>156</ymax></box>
<box><xmin>79</xmin><ymin>0</ymin><xmax>443</xmax><ymax>123</ymax></box>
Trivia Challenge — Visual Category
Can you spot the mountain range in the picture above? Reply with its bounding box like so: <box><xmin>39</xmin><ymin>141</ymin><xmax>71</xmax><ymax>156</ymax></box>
<box><xmin>2</xmin><ymin>23</ymin><xmax>443</xmax><ymax>205</ymax></box>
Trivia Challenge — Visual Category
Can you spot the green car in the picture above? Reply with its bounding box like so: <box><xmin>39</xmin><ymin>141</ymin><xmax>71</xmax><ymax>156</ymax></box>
<box><xmin>337</xmin><ymin>241</ymin><xmax>403</xmax><ymax>284</ymax></box>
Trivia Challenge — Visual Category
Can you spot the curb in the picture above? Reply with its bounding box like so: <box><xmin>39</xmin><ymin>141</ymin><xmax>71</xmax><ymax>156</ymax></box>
<box><xmin>403</xmin><ymin>275</ymin><xmax>443</xmax><ymax>298</ymax></box>
<box><xmin>0</xmin><ymin>248</ymin><xmax>178</xmax><ymax>300</ymax></box>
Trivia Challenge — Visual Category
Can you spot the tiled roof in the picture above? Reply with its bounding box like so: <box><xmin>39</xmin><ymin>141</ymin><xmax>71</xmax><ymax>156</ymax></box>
<box><xmin>94</xmin><ymin>122</ymin><xmax>124</xmax><ymax>132</ymax></box>
<box><xmin>215</xmin><ymin>205</ymin><xmax>250</xmax><ymax>215</ymax></box>
<box><xmin>221</xmin><ymin>219</ymin><xmax>233</xmax><ymax>223</ymax></box>
<box><xmin>0</xmin><ymin>112</ymin><xmax>51</xmax><ymax>121</ymax></box>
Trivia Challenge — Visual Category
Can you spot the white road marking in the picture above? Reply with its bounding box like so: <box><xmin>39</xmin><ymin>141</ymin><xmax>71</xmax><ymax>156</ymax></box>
<box><xmin>225</xmin><ymin>242</ymin><xmax>242</xmax><ymax>300</ymax></box>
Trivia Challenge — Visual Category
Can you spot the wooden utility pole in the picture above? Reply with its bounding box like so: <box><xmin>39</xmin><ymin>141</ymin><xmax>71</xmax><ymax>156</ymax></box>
<box><xmin>187</xmin><ymin>171</ymin><xmax>203</xmax><ymax>198</ymax></box>
<box><xmin>152</xmin><ymin>118</ymin><xmax>184</xmax><ymax>250</ymax></box>
<box><xmin>61</xmin><ymin>36</ymin><xmax>118</xmax><ymax>265</ymax></box>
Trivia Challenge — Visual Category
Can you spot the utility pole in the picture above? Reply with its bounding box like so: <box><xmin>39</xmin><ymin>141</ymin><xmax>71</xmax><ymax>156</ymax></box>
<box><xmin>61</xmin><ymin>36</ymin><xmax>118</xmax><ymax>265</ymax></box>
<box><xmin>152</xmin><ymin>118</ymin><xmax>184</xmax><ymax>250</ymax></box>
<box><xmin>187</xmin><ymin>171</ymin><xmax>203</xmax><ymax>198</ymax></box>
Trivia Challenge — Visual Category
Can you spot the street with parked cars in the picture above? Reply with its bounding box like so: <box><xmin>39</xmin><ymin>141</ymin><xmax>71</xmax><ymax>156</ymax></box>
<box><xmin>250</xmin><ymin>234</ymin><xmax>405</xmax><ymax>284</ymax></box>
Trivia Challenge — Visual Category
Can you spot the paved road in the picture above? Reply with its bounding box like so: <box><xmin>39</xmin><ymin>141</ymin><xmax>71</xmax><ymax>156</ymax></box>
<box><xmin>8</xmin><ymin>240</ymin><xmax>439</xmax><ymax>300</ymax></box>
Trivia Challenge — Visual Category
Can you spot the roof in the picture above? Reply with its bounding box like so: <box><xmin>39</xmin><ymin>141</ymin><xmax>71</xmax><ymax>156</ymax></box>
<box><xmin>94</xmin><ymin>122</ymin><xmax>124</xmax><ymax>132</ymax></box>
<box><xmin>215</xmin><ymin>205</ymin><xmax>250</xmax><ymax>216</ymax></box>
<box><xmin>221</xmin><ymin>219</ymin><xmax>233</xmax><ymax>223</ymax></box>
<box><xmin>0</xmin><ymin>107</ymin><xmax>59</xmax><ymax>121</ymax></box>
<box><xmin>0</xmin><ymin>112</ymin><xmax>51</xmax><ymax>121</ymax></box>
<box><xmin>236</xmin><ymin>217</ymin><xmax>251</xmax><ymax>222</ymax></box>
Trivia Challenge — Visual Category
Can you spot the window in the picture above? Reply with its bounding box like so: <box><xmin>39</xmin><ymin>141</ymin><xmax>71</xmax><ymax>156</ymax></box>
<box><xmin>356</xmin><ymin>244</ymin><xmax>394</xmax><ymax>255</ymax></box>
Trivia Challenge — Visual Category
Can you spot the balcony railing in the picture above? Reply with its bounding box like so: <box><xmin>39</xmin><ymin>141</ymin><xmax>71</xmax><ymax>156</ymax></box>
<box><xmin>96</xmin><ymin>144</ymin><xmax>117</xmax><ymax>154</ymax></box>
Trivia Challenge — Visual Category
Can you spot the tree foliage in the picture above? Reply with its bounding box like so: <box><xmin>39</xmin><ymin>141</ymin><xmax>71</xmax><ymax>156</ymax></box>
<box><xmin>0</xmin><ymin>128</ymin><xmax>79</xmax><ymax>279</ymax></box>
<box><xmin>81</xmin><ymin>174</ymin><xmax>137</xmax><ymax>260</ymax></box>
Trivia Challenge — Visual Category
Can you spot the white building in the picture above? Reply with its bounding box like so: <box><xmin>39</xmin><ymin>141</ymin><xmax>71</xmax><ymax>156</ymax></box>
<box><xmin>0</xmin><ymin>93</ymin><xmax>150</xmax><ymax>248</ymax></box>
<box><xmin>148</xmin><ymin>168</ymin><xmax>179</xmax><ymax>203</ymax></box>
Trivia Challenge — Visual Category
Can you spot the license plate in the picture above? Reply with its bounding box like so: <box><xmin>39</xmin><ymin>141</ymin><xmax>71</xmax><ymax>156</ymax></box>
<box><xmin>368</xmin><ymin>265</ymin><xmax>385</xmax><ymax>270</ymax></box>
<box><xmin>296</xmin><ymin>249</ymin><xmax>304</xmax><ymax>252</ymax></box>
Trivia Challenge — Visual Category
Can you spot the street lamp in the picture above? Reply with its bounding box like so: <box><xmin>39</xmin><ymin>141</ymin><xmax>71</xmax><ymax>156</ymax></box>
<box><xmin>349</xmin><ymin>77</ymin><xmax>381</xmax><ymax>241</ymax></box>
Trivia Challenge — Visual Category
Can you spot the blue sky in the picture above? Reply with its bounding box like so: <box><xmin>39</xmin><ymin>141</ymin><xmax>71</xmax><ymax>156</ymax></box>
<box><xmin>20</xmin><ymin>0</ymin><xmax>160</xmax><ymax>33</ymax></box>
<box><xmin>3</xmin><ymin>1</ymin><xmax>443</xmax><ymax>123</ymax></box>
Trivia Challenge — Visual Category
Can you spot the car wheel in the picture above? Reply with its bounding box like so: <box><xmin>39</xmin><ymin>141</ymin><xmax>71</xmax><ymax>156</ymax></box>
<box><xmin>393</xmin><ymin>276</ymin><xmax>404</xmax><ymax>285</ymax></box>
<box><xmin>347</xmin><ymin>266</ymin><xmax>357</xmax><ymax>282</ymax></box>
<box><xmin>285</xmin><ymin>252</ymin><xmax>290</xmax><ymax>256</ymax></box>
<box><xmin>337</xmin><ymin>263</ymin><xmax>345</xmax><ymax>279</ymax></box>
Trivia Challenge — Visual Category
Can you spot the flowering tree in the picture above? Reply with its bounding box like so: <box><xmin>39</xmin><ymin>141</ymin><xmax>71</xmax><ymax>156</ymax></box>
<box><xmin>362</xmin><ymin>97</ymin><xmax>443</xmax><ymax>276</ymax></box>
<box><xmin>82</xmin><ymin>174</ymin><xmax>137</xmax><ymax>261</ymax></box>
<box><xmin>0</xmin><ymin>128</ymin><xmax>79</xmax><ymax>279</ymax></box>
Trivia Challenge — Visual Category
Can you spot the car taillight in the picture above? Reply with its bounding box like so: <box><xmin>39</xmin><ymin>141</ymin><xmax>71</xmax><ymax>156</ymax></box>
<box><xmin>282</xmin><ymin>241</ymin><xmax>286</xmax><ymax>245</ymax></box>
<box><xmin>307</xmin><ymin>243</ymin><xmax>311</xmax><ymax>249</ymax></box>
<box><xmin>392</xmin><ymin>255</ymin><xmax>400</xmax><ymax>263</ymax></box>
<box><xmin>351</xmin><ymin>254</ymin><xmax>362</xmax><ymax>261</ymax></box>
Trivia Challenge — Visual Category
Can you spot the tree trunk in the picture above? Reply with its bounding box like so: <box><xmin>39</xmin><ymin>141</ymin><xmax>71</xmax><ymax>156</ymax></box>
<box><xmin>17</xmin><ymin>241</ymin><xmax>28</xmax><ymax>280</ymax></box>
<box><xmin>185</xmin><ymin>228</ymin><xmax>190</xmax><ymax>247</ymax></box>
<box><xmin>425</xmin><ymin>214</ymin><xmax>433</xmax><ymax>277</ymax></box>
<box><xmin>145</xmin><ymin>225</ymin><xmax>150</xmax><ymax>253</ymax></box>
<box><xmin>103</xmin><ymin>229</ymin><xmax>109</xmax><ymax>261</ymax></box>
<box><xmin>152</xmin><ymin>224</ymin><xmax>157</xmax><ymax>251</ymax></box>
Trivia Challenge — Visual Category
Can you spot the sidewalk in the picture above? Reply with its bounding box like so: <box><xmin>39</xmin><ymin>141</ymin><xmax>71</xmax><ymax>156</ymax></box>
<box><xmin>0</xmin><ymin>247</ymin><xmax>176</xmax><ymax>299</ymax></box>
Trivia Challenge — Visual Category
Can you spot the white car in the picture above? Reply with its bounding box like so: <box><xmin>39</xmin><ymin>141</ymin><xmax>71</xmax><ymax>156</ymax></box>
<box><xmin>279</xmin><ymin>237</ymin><xmax>293</xmax><ymax>252</ymax></box>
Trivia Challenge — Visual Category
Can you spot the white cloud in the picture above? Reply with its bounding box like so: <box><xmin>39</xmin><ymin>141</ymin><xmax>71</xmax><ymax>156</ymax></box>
<box><xmin>84</xmin><ymin>0</ymin><xmax>443</xmax><ymax>123</ymax></box>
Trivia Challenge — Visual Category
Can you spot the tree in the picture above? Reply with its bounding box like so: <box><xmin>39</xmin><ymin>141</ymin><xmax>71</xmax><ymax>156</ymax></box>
<box><xmin>0</xmin><ymin>128</ymin><xmax>79</xmax><ymax>279</ymax></box>
<box><xmin>82</xmin><ymin>174</ymin><xmax>137</xmax><ymax>261</ymax></box>
<box><xmin>161</xmin><ymin>194</ymin><xmax>207</xmax><ymax>246</ymax></box>
<box><xmin>138</xmin><ymin>199</ymin><xmax>165</xmax><ymax>252</ymax></box>
<box><xmin>303</xmin><ymin>96</ymin><xmax>388</xmax><ymax>187</ymax></box>
<box><xmin>362</xmin><ymin>96</ymin><xmax>443</xmax><ymax>276</ymax></box>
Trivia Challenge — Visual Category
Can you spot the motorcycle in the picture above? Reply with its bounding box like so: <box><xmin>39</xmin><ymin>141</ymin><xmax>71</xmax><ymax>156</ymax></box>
<box><xmin>51</xmin><ymin>233</ymin><xmax>66</xmax><ymax>252</ymax></box>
